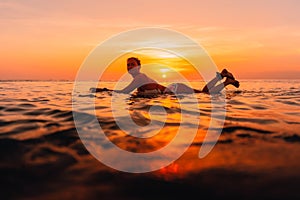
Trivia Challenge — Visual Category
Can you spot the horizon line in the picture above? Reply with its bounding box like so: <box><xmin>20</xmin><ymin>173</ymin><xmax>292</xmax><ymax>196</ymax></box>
<box><xmin>1</xmin><ymin>78</ymin><xmax>300</xmax><ymax>82</ymax></box>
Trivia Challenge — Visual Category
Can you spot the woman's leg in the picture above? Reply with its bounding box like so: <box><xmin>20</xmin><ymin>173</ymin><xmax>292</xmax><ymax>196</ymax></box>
<box><xmin>201</xmin><ymin>76</ymin><xmax>221</xmax><ymax>93</ymax></box>
<box><xmin>205</xmin><ymin>78</ymin><xmax>240</xmax><ymax>94</ymax></box>
<box><xmin>201</xmin><ymin>69</ymin><xmax>237</xmax><ymax>94</ymax></box>
<box><xmin>164</xmin><ymin>69</ymin><xmax>238</xmax><ymax>94</ymax></box>
<box><xmin>165</xmin><ymin>83</ymin><xmax>201</xmax><ymax>94</ymax></box>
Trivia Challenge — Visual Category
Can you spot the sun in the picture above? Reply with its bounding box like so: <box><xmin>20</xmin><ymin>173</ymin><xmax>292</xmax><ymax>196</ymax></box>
<box><xmin>162</xmin><ymin>74</ymin><xmax>166</xmax><ymax>78</ymax></box>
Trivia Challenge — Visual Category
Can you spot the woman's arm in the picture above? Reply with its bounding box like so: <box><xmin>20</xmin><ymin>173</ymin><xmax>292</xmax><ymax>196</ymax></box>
<box><xmin>89</xmin><ymin>87</ymin><xmax>112</xmax><ymax>93</ymax></box>
<box><xmin>90</xmin><ymin>76</ymin><xmax>142</xmax><ymax>93</ymax></box>
<box><xmin>91</xmin><ymin>74</ymin><xmax>162</xmax><ymax>94</ymax></box>
<box><xmin>114</xmin><ymin>76</ymin><xmax>142</xmax><ymax>93</ymax></box>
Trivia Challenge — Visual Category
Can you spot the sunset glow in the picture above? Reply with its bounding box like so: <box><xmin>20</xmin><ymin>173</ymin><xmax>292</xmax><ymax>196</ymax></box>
<box><xmin>1</xmin><ymin>1</ymin><xmax>300</xmax><ymax>198</ymax></box>
<box><xmin>100</xmin><ymin>49</ymin><xmax>203</xmax><ymax>82</ymax></box>
<box><xmin>1</xmin><ymin>0</ymin><xmax>300</xmax><ymax>80</ymax></box>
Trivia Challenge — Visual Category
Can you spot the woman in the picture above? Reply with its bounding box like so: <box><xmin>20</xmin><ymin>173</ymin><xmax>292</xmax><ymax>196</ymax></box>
<box><xmin>92</xmin><ymin>57</ymin><xmax>239</xmax><ymax>95</ymax></box>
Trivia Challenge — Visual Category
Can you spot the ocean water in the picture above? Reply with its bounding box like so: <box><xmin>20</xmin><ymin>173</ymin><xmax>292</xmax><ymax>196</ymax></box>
<box><xmin>1</xmin><ymin>80</ymin><xmax>300</xmax><ymax>199</ymax></box>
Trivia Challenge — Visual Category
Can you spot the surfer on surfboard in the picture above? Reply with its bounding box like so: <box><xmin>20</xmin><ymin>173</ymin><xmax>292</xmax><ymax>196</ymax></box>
<box><xmin>91</xmin><ymin>57</ymin><xmax>239</xmax><ymax>95</ymax></box>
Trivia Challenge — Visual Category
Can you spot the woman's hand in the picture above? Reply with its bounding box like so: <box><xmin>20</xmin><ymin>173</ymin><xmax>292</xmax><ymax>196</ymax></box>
<box><xmin>90</xmin><ymin>87</ymin><xmax>112</xmax><ymax>93</ymax></box>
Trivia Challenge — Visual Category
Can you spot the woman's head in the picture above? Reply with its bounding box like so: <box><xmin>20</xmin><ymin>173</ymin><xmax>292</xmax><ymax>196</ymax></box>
<box><xmin>127</xmin><ymin>57</ymin><xmax>141</xmax><ymax>76</ymax></box>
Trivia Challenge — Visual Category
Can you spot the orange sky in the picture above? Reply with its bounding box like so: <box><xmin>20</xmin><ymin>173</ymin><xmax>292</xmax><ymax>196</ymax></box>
<box><xmin>99</xmin><ymin>50</ymin><xmax>203</xmax><ymax>82</ymax></box>
<box><xmin>1</xmin><ymin>0</ymin><xmax>300</xmax><ymax>80</ymax></box>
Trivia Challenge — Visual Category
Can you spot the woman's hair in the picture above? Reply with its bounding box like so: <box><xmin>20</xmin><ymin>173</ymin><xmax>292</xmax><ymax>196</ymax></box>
<box><xmin>127</xmin><ymin>57</ymin><xmax>141</xmax><ymax>66</ymax></box>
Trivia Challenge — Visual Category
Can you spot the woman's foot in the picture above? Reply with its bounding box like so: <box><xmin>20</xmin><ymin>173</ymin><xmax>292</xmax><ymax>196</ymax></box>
<box><xmin>225</xmin><ymin>78</ymin><xmax>240</xmax><ymax>88</ymax></box>
<box><xmin>232</xmin><ymin>80</ymin><xmax>240</xmax><ymax>88</ymax></box>
<box><xmin>221</xmin><ymin>69</ymin><xmax>235</xmax><ymax>80</ymax></box>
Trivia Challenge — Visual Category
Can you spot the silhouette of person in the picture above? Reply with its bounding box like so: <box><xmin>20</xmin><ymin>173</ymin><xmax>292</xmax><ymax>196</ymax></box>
<box><xmin>91</xmin><ymin>57</ymin><xmax>239</xmax><ymax>95</ymax></box>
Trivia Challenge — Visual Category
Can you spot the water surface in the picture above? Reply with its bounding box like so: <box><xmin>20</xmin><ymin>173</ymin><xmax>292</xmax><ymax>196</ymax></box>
<box><xmin>1</xmin><ymin>80</ymin><xmax>300</xmax><ymax>199</ymax></box>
